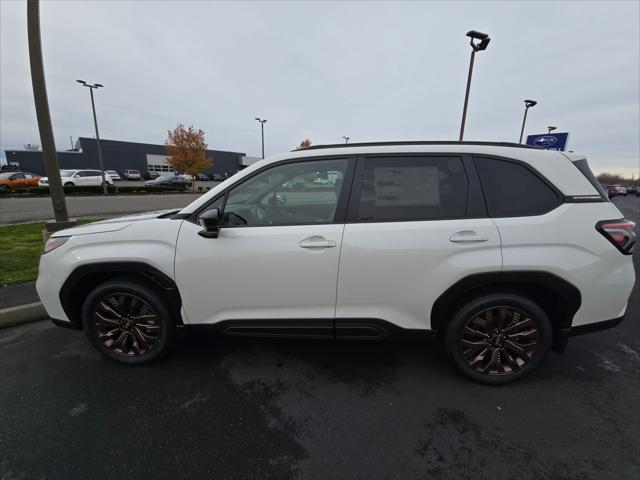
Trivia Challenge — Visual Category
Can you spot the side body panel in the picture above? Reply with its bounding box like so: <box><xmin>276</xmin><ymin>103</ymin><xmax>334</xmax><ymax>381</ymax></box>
<box><xmin>336</xmin><ymin>219</ymin><xmax>502</xmax><ymax>330</ymax></box>
<box><xmin>175</xmin><ymin>221</ymin><xmax>345</xmax><ymax>324</ymax></box>
<box><xmin>36</xmin><ymin>219</ymin><xmax>182</xmax><ymax>323</ymax></box>
<box><xmin>496</xmin><ymin>202</ymin><xmax>635</xmax><ymax>326</ymax></box>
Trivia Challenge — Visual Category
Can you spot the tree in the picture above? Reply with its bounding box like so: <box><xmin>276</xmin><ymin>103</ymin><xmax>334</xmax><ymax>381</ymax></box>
<box><xmin>298</xmin><ymin>138</ymin><xmax>312</xmax><ymax>149</ymax></box>
<box><xmin>165</xmin><ymin>124</ymin><xmax>212</xmax><ymax>190</ymax></box>
<box><xmin>597</xmin><ymin>172</ymin><xmax>626</xmax><ymax>185</ymax></box>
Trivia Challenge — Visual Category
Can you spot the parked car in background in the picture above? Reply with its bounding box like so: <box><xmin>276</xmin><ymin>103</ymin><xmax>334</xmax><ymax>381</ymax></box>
<box><xmin>211</xmin><ymin>173</ymin><xmax>224</xmax><ymax>181</ymax></box>
<box><xmin>0</xmin><ymin>171</ymin><xmax>42</xmax><ymax>190</ymax></box>
<box><xmin>39</xmin><ymin>169</ymin><xmax>113</xmax><ymax>187</ymax></box>
<box><xmin>143</xmin><ymin>171</ymin><xmax>161</xmax><ymax>180</ymax></box>
<box><xmin>145</xmin><ymin>175</ymin><xmax>192</xmax><ymax>188</ymax></box>
<box><xmin>37</xmin><ymin>142</ymin><xmax>635</xmax><ymax>385</ymax></box>
<box><xmin>196</xmin><ymin>173</ymin><xmax>210</xmax><ymax>181</ymax></box>
<box><xmin>614</xmin><ymin>185</ymin><xmax>627</xmax><ymax>196</ymax></box>
<box><xmin>624</xmin><ymin>186</ymin><xmax>638</xmax><ymax>196</ymax></box>
<box><xmin>106</xmin><ymin>170</ymin><xmax>122</xmax><ymax>181</ymax></box>
<box><xmin>123</xmin><ymin>170</ymin><xmax>142</xmax><ymax>181</ymax></box>
<box><xmin>605</xmin><ymin>185</ymin><xmax>619</xmax><ymax>198</ymax></box>
<box><xmin>178</xmin><ymin>173</ymin><xmax>194</xmax><ymax>181</ymax></box>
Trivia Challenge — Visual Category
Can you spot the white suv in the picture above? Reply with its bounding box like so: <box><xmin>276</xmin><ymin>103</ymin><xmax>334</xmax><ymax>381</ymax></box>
<box><xmin>38</xmin><ymin>169</ymin><xmax>113</xmax><ymax>187</ymax></box>
<box><xmin>36</xmin><ymin>142</ymin><xmax>636</xmax><ymax>384</ymax></box>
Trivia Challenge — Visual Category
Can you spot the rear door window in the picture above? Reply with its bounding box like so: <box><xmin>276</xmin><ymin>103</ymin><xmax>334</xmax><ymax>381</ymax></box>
<box><xmin>352</xmin><ymin>156</ymin><xmax>468</xmax><ymax>222</ymax></box>
<box><xmin>475</xmin><ymin>156</ymin><xmax>561</xmax><ymax>217</ymax></box>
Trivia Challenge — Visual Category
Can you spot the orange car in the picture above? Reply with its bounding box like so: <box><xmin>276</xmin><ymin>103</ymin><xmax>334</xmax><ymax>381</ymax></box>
<box><xmin>0</xmin><ymin>171</ymin><xmax>42</xmax><ymax>190</ymax></box>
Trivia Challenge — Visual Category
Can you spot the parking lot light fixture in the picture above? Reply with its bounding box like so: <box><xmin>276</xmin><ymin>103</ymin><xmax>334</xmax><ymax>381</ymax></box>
<box><xmin>342</xmin><ymin>136</ymin><xmax>350</xmax><ymax>144</ymax></box>
<box><xmin>459</xmin><ymin>30</ymin><xmax>491</xmax><ymax>141</ymax></box>
<box><xmin>518</xmin><ymin>99</ymin><xmax>537</xmax><ymax>144</ymax></box>
<box><xmin>255</xmin><ymin>117</ymin><xmax>267</xmax><ymax>158</ymax></box>
<box><xmin>77</xmin><ymin>80</ymin><xmax>107</xmax><ymax>194</ymax></box>
<box><xmin>547</xmin><ymin>126</ymin><xmax>557</xmax><ymax>134</ymax></box>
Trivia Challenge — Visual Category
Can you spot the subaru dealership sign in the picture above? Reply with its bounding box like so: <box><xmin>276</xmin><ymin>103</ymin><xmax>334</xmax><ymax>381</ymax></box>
<box><xmin>526</xmin><ymin>132</ymin><xmax>569</xmax><ymax>151</ymax></box>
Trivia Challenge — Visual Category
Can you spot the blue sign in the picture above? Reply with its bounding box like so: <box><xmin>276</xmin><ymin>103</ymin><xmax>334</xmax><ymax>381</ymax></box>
<box><xmin>526</xmin><ymin>132</ymin><xmax>569</xmax><ymax>151</ymax></box>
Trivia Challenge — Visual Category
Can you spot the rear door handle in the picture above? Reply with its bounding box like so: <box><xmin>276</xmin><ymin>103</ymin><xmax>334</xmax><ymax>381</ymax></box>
<box><xmin>449</xmin><ymin>231</ymin><xmax>489</xmax><ymax>243</ymax></box>
<box><xmin>299</xmin><ymin>236</ymin><xmax>337</xmax><ymax>249</ymax></box>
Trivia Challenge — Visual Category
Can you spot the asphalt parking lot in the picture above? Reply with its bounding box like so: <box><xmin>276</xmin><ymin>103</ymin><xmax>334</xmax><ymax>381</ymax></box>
<box><xmin>0</xmin><ymin>196</ymin><xmax>638</xmax><ymax>480</ymax></box>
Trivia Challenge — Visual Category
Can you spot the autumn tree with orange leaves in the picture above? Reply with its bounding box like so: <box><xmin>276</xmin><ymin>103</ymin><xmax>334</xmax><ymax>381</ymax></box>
<box><xmin>165</xmin><ymin>124</ymin><xmax>212</xmax><ymax>190</ymax></box>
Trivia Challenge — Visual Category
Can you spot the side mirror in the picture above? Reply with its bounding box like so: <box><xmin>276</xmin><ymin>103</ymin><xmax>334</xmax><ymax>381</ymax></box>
<box><xmin>198</xmin><ymin>208</ymin><xmax>221</xmax><ymax>238</ymax></box>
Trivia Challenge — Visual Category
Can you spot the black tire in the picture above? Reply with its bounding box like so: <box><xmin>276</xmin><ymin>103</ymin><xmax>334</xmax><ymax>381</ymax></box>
<box><xmin>0</xmin><ymin>184</ymin><xmax>8</xmax><ymax>191</ymax></box>
<box><xmin>64</xmin><ymin>182</ymin><xmax>74</xmax><ymax>187</ymax></box>
<box><xmin>443</xmin><ymin>293</ymin><xmax>552</xmax><ymax>385</ymax></box>
<box><xmin>81</xmin><ymin>278</ymin><xmax>175</xmax><ymax>364</ymax></box>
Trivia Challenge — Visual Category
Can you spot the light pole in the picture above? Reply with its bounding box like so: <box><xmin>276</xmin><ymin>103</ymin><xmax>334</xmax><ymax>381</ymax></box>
<box><xmin>254</xmin><ymin>117</ymin><xmax>267</xmax><ymax>158</ymax></box>
<box><xmin>27</xmin><ymin>0</ymin><xmax>74</xmax><ymax>231</ymax></box>
<box><xmin>342</xmin><ymin>136</ymin><xmax>350</xmax><ymax>144</ymax></box>
<box><xmin>547</xmin><ymin>126</ymin><xmax>557</xmax><ymax>134</ymax></box>
<box><xmin>518</xmin><ymin>99</ymin><xmax>537</xmax><ymax>143</ymax></box>
<box><xmin>459</xmin><ymin>30</ymin><xmax>490</xmax><ymax>141</ymax></box>
<box><xmin>77</xmin><ymin>80</ymin><xmax>107</xmax><ymax>194</ymax></box>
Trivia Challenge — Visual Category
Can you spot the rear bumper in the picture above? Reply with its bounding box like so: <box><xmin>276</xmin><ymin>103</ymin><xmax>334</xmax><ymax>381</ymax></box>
<box><xmin>564</xmin><ymin>315</ymin><xmax>624</xmax><ymax>337</ymax></box>
<box><xmin>554</xmin><ymin>314</ymin><xmax>625</xmax><ymax>353</ymax></box>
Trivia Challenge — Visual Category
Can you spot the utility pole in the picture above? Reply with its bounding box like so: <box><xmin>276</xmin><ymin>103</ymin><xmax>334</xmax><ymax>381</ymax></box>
<box><xmin>27</xmin><ymin>0</ymin><xmax>74</xmax><ymax>231</ymax></box>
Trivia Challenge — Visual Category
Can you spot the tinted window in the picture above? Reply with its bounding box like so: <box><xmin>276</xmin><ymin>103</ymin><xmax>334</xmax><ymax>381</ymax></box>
<box><xmin>223</xmin><ymin>158</ymin><xmax>348</xmax><ymax>227</ymax></box>
<box><xmin>354</xmin><ymin>156</ymin><xmax>468</xmax><ymax>221</ymax></box>
<box><xmin>475</xmin><ymin>157</ymin><xmax>560</xmax><ymax>217</ymax></box>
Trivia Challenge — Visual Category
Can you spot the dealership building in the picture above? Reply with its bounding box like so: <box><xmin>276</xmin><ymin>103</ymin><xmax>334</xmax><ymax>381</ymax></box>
<box><xmin>4</xmin><ymin>137</ymin><xmax>257</xmax><ymax>177</ymax></box>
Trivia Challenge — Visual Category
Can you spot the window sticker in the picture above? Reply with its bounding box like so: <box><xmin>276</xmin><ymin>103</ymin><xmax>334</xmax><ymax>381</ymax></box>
<box><xmin>374</xmin><ymin>166</ymin><xmax>440</xmax><ymax>206</ymax></box>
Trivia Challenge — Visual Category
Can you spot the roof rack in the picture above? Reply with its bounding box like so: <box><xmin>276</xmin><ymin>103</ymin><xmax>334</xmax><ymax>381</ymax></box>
<box><xmin>293</xmin><ymin>140</ymin><xmax>542</xmax><ymax>152</ymax></box>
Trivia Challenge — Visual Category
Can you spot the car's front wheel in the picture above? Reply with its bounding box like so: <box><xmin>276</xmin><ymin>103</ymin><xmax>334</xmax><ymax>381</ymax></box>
<box><xmin>81</xmin><ymin>279</ymin><xmax>175</xmax><ymax>364</ymax></box>
<box><xmin>443</xmin><ymin>293</ymin><xmax>552</xmax><ymax>385</ymax></box>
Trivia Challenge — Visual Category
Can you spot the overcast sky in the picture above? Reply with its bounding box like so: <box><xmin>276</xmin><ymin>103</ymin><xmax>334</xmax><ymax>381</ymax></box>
<box><xmin>1</xmin><ymin>0</ymin><xmax>639</xmax><ymax>176</ymax></box>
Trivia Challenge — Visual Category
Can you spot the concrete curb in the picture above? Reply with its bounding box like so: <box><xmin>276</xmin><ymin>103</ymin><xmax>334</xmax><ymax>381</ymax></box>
<box><xmin>0</xmin><ymin>302</ymin><xmax>47</xmax><ymax>329</ymax></box>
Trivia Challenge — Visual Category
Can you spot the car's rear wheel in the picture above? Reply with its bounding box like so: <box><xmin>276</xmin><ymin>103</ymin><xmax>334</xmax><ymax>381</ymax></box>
<box><xmin>81</xmin><ymin>279</ymin><xmax>175</xmax><ymax>364</ymax></box>
<box><xmin>443</xmin><ymin>293</ymin><xmax>552</xmax><ymax>385</ymax></box>
<box><xmin>0</xmin><ymin>184</ymin><xmax>8</xmax><ymax>191</ymax></box>
<box><xmin>64</xmin><ymin>182</ymin><xmax>74</xmax><ymax>187</ymax></box>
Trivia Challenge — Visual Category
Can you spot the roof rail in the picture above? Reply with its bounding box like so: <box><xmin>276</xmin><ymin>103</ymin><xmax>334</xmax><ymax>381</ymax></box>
<box><xmin>293</xmin><ymin>140</ymin><xmax>542</xmax><ymax>152</ymax></box>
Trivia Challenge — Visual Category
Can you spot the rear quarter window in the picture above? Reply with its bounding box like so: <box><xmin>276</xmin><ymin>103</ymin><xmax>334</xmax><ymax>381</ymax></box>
<box><xmin>475</xmin><ymin>156</ymin><xmax>561</xmax><ymax>217</ymax></box>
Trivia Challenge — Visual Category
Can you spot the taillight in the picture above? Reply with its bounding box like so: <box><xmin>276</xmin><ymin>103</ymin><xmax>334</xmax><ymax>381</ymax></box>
<box><xmin>596</xmin><ymin>219</ymin><xmax>636</xmax><ymax>254</ymax></box>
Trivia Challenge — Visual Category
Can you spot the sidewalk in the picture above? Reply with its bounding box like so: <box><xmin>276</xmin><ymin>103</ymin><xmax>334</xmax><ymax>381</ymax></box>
<box><xmin>0</xmin><ymin>282</ymin><xmax>46</xmax><ymax>328</ymax></box>
<box><xmin>0</xmin><ymin>281</ymin><xmax>40</xmax><ymax>309</ymax></box>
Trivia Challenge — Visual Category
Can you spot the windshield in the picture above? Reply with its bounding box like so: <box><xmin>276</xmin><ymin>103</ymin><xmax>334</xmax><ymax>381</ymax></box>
<box><xmin>60</xmin><ymin>170</ymin><xmax>75</xmax><ymax>177</ymax></box>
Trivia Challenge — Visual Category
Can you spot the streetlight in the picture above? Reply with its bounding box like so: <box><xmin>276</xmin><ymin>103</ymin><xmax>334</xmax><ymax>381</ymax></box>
<box><xmin>547</xmin><ymin>126</ymin><xmax>557</xmax><ymax>134</ymax></box>
<box><xmin>518</xmin><ymin>99</ymin><xmax>537</xmax><ymax>144</ymax></box>
<box><xmin>77</xmin><ymin>79</ymin><xmax>107</xmax><ymax>194</ymax></box>
<box><xmin>459</xmin><ymin>30</ymin><xmax>490</xmax><ymax>141</ymax></box>
<box><xmin>342</xmin><ymin>136</ymin><xmax>350</xmax><ymax>144</ymax></box>
<box><xmin>254</xmin><ymin>117</ymin><xmax>267</xmax><ymax>158</ymax></box>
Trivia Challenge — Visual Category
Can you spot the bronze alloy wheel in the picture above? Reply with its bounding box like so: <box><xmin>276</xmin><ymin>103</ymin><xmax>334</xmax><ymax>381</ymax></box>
<box><xmin>92</xmin><ymin>293</ymin><xmax>162</xmax><ymax>357</ymax></box>
<box><xmin>460</xmin><ymin>306</ymin><xmax>540</xmax><ymax>376</ymax></box>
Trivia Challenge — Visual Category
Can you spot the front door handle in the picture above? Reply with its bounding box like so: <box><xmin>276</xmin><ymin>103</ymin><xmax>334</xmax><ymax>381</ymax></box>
<box><xmin>299</xmin><ymin>236</ymin><xmax>337</xmax><ymax>249</ymax></box>
<box><xmin>449</xmin><ymin>231</ymin><xmax>489</xmax><ymax>243</ymax></box>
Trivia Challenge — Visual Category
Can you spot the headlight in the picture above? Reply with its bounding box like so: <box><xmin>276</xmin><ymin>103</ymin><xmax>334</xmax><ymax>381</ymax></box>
<box><xmin>44</xmin><ymin>236</ymin><xmax>70</xmax><ymax>253</ymax></box>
